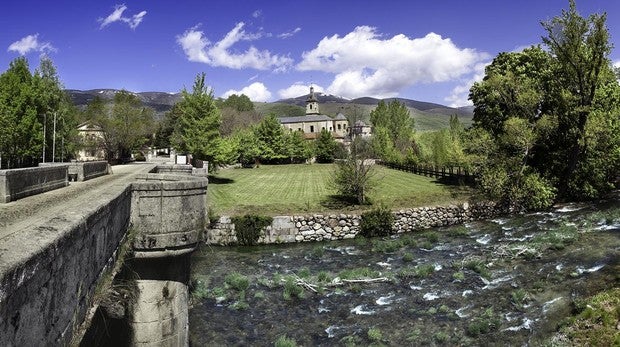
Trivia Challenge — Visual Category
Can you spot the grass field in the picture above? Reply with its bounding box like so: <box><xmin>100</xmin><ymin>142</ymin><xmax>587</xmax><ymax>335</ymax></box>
<box><xmin>208</xmin><ymin>164</ymin><xmax>470</xmax><ymax>216</ymax></box>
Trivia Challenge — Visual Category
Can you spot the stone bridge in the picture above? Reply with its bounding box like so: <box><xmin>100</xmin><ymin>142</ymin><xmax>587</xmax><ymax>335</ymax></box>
<box><xmin>0</xmin><ymin>161</ymin><xmax>207</xmax><ymax>346</ymax></box>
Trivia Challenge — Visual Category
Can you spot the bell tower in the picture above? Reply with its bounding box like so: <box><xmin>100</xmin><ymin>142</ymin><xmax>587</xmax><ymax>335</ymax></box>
<box><xmin>305</xmin><ymin>86</ymin><xmax>319</xmax><ymax>115</ymax></box>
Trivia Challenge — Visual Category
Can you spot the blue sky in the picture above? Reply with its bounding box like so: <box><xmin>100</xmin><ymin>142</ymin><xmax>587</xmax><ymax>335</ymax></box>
<box><xmin>2</xmin><ymin>1</ymin><xmax>619</xmax><ymax>107</ymax></box>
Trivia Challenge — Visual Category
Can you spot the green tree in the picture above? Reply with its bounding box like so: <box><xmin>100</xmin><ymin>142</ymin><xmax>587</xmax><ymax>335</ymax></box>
<box><xmin>541</xmin><ymin>0</ymin><xmax>617</xmax><ymax>198</ymax></box>
<box><xmin>332</xmin><ymin>136</ymin><xmax>375</xmax><ymax>204</ymax></box>
<box><xmin>154</xmin><ymin>102</ymin><xmax>182</xmax><ymax>151</ymax></box>
<box><xmin>254</xmin><ymin>114</ymin><xmax>287</xmax><ymax>163</ymax></box>
<box><xmin>467</xmin><ymin>1</ymin><xmax>620</xmax><ymax>204</ymax></box>
<box><xmin>97</xmin><ymin>90</ymin><xmax>154</xmax><ymax>161</ymax></box>
<box><xmin>314</xmin><ymin>129</ymin><xmax>337</xmax><ymax>163</ymax></box>
<box><xmin>0</xmin><ymin>56</ymin><xmax>75</xmax><ymax>168</ymax></box>
<box><xmin>219</xmin><ymin>93</ymin><xmax>254</xmax><ymax>112</ymax></box>
<box><xmin>286</xmin><ymin>130</ymin><xmax>312</xmax><ymax>163</ymax></box>
<box><xmin>234</xmin><ymin>127</ymin><xmax>261</xmax><ymax>167</ymax></box>
<box><xmin>173</xmin><ymin>73</ymin><xmax>222</xmax><ymax>166</ymax></box>
<box><xmin>369</xmin><ymin>100</ymin><xmax>414</xmax><ymax>162</ymax></box>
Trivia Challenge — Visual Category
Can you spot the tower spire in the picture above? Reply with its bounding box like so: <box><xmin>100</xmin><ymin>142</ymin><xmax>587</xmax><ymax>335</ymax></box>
<box><xmin>305</xmin><ymin>85</ymin><xmax>319</xmax><ymax>115</ymax></box>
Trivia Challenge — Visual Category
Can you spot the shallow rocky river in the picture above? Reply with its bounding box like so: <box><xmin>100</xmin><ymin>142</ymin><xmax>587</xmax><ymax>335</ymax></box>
<box><xmin>189</xmin><ymin>199</ymin><xmax>619</xmax><ymax>346</ymax></box>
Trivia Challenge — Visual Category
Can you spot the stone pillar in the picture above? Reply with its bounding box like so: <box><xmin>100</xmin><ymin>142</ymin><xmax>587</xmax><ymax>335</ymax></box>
<box><xmin>128</xmin><ymin>173</ymin><xmax>208</xmax><ymax>347</ymax></box>
<box><xmin>128</xmin><ymin>255</ymin><xmax>191</xmax><ymax>347</ymax></box>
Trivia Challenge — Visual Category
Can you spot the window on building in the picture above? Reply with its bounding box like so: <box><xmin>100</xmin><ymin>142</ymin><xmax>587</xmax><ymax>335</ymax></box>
<box><xmin>330</xmin><ymin>127</ymin><xmax>333</xmax><ymax>131</ymax></box>
<box><xmin>337</xmin><ymin>124</ymin><xmax>341</xmax><ymax>130</ymax></box>
<box><xmin>310</xmin><ymin>125</ymin><xmax>314</xmax><ymax>132</ymax></box>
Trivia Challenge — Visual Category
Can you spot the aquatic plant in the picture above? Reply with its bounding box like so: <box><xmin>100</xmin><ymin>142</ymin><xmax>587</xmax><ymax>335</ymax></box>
<box><xmin>189</xmin><ymin>275</ymin><xmax>210</xmax><ymax>301</ymax></box>
<box><xmin>422</xmin><ymin>231</ymin><xmax>439</xmax><ymax>243</ymax></box>
<box><xmin>402</xmin><ymin>252</ymin><xmax>415</xmax><ymax>262</ymax></box>
<box><xmin>433</xmin><ymin>331</ymin><xmax>449</xmax><ymax>343</ymax></box>
<box><xmin>510</xmin><ymin>289</ymin><xmax>531</xmax><ymax>310</ymax></box>
<box><xmin>317</xmin><ymin>271</ymin><xmax>331</xmax><ymax>283</ymax></box>
<box><xmin>283</xmin><ymin>276</ymin><xmax>304</xmax><ymax>300</ymax></box>
<box><xmin>367</xmin><ymin>327</ymin><xmax>383</xmax><ymax>342</ymax></box>
<box><xmin>339</xmin><ymin>267</ymin><xmax>380</xmax><ymax>280</ymax></box>
<box><xmin>371</xmin><ymin>239</ymin><xmax>403</xmax><ymax>253</ymax></box>
<box><xmin>274</xmin><ymin>335</ymin><xmax>298</xmax><ymax>347</ymax></box>
<box><xmin>225</xmin><ymin>272</ymin><xmax>250</xmax><ymax>292</ymax></box>
<box><xmin>452</xmin><ymin>271</ymin><xmax>465</xmax><ymax>281</ymax></box>
<box><xmin>466</xmin><ymin>307</ymin><xmax>500</xmax><ymax>337</ymax></box>
<box><xmin>464</xmin><ymin>258</ymin><xmax>491</xmax><ymax>279</ymax></box>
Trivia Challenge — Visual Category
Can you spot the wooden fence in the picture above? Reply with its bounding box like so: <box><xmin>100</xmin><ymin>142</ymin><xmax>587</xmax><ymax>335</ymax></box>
<box><xmin>378</xmin><ymin>161</ymin><xmax>474</xmax><ymax>183</ymax></box>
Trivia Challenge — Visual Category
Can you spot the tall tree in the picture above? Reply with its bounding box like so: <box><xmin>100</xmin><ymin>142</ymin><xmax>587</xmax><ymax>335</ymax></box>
<box><xmin>253</xmin><ymin>113</ymin><xmax>287</xmax><ymax>163</ymax></box>
<box><xmin>94</xmin><ymin>90</ymin><xmax>154</xmax><ymax>161</ymax></box>
<box><xmin>541</xmin><ymin>0</ymin><xmax>615</xmax><ymax>197</ymax></box>
<box><xmin>173</xmin><ymin>73</ymin><xmax>222</xmax><ymax>166</ymax></box>
<box><xmin>369</xmin><ymin>100</ymin><xmax>415</xmax><ymax>162</ymax></box>
<box><xmin>467</xmin><ymin>1</ymin><xmax>619</xmax><ymax>205</ymax></box>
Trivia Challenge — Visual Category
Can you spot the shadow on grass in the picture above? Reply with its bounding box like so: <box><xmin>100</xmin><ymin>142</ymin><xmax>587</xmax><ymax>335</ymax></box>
<box><xmin>208</xmin><ymin>175</ymin><xmax>235</xmax><ymax>185</ymax></box>
<box><xmin>320</xmin><ymin>194</ymin><xmax>371</xmax><ymax>210</ymax></box>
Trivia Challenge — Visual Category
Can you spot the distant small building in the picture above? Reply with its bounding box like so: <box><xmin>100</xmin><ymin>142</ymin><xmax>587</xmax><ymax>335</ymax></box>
<box><xmin>278</xmin><ymin>86</ymin><xmax>349</xmax><ymax>140</ymax></box>
<box><xmin>351</xmin><ymin>120</ymin><xmax>372</xmax><ymax>138</ymax></box>
<box><xmin>76</xmin><ymin>121</ymin><xmax>106</xmax><ymax>161</ymax></box>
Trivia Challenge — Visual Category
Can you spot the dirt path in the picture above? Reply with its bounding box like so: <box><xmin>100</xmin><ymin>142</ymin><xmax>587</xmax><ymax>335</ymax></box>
<box><xmin>0</xmin><ymin>163</ymin><xmax>156</xmax><ymax>241</ymax></box>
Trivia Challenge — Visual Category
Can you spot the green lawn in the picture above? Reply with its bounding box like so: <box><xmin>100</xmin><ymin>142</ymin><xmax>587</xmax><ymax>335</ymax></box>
<box><xmin>208</xmin><ymin>164</ymin><xmax>470</xmax><ymax>216</ymax></box>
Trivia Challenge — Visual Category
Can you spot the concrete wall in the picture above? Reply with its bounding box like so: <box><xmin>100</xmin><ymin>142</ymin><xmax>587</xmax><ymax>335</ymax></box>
<box><xmin>0</xmin><ymin>166</ymin><xmax>68</xmax><ymax>203</ymax></box>
<box><xmin>206</xmin><ymin>202</ymin><xmax>503</xmax><ymax>245</ymax></box>
<box><xmin>79</xmin><ymin>161</ymin><xmax>110</xmax><ymax>181</ymax></box>
<box><xmin>41</xmin><ymin>161</ymin><xmax>110</xmax><ymax>182</ymax></box>
<box><xmin>0</xmin><ymin>188</ymin><xmax>132</xmax><ymax>346</ymax></box>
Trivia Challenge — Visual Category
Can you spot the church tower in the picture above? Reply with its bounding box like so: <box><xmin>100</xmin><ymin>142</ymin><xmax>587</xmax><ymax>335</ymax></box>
<box><xmin>305</xmin><ymin>86</ymin><xmax>319</xmax><ymax>115</ymax></box>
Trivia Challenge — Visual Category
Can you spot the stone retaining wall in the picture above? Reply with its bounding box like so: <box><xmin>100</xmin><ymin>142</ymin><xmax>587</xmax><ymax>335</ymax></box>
<box><xmin>206</xmin><ymin>202</ymin><xmax>502</xmax><ymax>245</ymax></box>
<box><xmin>0</xmin><ymin>166</ymin><xmax>68</xmax><ymax>203</ymax></box>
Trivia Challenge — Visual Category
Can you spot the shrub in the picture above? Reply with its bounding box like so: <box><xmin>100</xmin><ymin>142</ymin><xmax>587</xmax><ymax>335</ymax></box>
<box><xmin>360</xmin><ymin>205</ymin><xmax>394</xmax><ymax>238</ymax></box>
<box><xmin>232</xmin><ymin>214</ymin><xmax>273</xmax><ymax>246</ymax></box>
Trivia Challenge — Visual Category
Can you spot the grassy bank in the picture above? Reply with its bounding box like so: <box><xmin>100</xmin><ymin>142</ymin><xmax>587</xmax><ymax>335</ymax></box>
<box><xmin>208</xmin><ymin>163</ymin><xmax>469</xmax><ymax>216</ymax></box>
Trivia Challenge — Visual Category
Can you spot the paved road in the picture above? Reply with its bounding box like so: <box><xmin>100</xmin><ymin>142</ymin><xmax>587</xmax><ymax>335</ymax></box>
<box><xmin>0</xmin><ymin>162</ymin><xmax>157</xmax><ymax>241</ymax></box>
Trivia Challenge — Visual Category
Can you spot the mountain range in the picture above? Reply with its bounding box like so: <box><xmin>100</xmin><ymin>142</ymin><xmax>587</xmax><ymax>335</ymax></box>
<box><xmin>66</xmin><ymin>89</ymin><xmax>474</xmax><ymax>131</ymax></box>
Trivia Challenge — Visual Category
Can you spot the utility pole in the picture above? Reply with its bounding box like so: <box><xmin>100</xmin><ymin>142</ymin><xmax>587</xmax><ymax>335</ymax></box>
<box><xmin>52</xmin><ymin>112</ymin><xmax>57</xmax><ymax>163</ymax></box>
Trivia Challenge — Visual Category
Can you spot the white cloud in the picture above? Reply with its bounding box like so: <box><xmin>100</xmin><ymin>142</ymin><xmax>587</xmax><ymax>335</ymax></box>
<box><xmin>444</xmin><ymin>62</ymin><xmax>489</xmax><ymax>107</ymax></box>
<box><xmin>8</xmin><ymin>34</ymin><xmax>56</xmax><ymax>55</ymax></box>
<box><xmin>298</xmin><ymin>26</ymin><xmax>488</xmax><ymax>99</ymax></box>
<box><xmin>278</xmin><ymin>83</ymin><xmax>324</xmax><ymax>99</ymax></box>
<box><xmin>99</xmin><ymin>4</ymin><xmax>147</xmax><ymax>30</ymax></box>
<box><xmin>278</xmin><ymin>27</ymin><xmax>301</xmax><ymax>39</ymax></box>
<box><xmin>252</xmin><ymin>10</ymin><xmax>262</xmax><ymax>18</ymax></box>
<box><xmin>614</xmin><ymin>60</ymin><xmax>620</xmax><ymax>69</ymax></box>
<box><xmin>177</xmin><ymin>22</ymin><xmax>293</xmax><ymax>71</ymax></box>
<box><xmin>223</xmin><ymin>82</ymin><xmax>272</xmax><ymax>102</ymax></box>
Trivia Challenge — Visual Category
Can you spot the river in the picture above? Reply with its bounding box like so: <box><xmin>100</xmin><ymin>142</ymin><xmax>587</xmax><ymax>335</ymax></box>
<box><xmin>189</xmin><ymin>198</ymin><xmax>619</xmax><ymax>346</ymax></box>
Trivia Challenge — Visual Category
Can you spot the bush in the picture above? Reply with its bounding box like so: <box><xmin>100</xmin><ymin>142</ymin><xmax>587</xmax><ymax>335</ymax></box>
<box><xmin>359</xmin><ymin>205</ymin><xmax>394</xmax><ymax>238</ymax></box>
<box><xmin>283</xmin><ymin>276</ymin><xmax>304</xmax><ymax>300</ymax></box>
<box><xmin>232</xmin><ymin>214</ymin><xmax>273</xmax><ymax>246</ymax></box>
